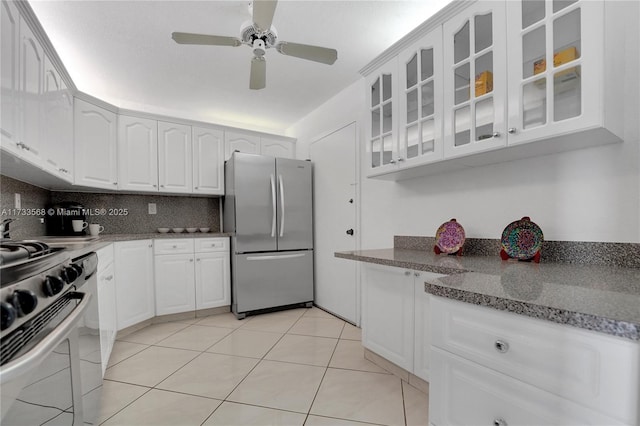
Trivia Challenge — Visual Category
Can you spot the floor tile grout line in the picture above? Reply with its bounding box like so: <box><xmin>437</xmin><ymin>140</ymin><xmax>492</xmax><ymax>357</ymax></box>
<box><xmin>306</xmin><ymin>413</ymin><xmax>390</xmax><ymax>426</ymax></box>
<box><xmin>98</xmin><ymin>383</ymin><xmax>154</xmax><ymax>425</ymax></box>
<box><xmin>401</xmin><ymin>380</ymin><xmax>408</xmax><ymax>426</ymax></box>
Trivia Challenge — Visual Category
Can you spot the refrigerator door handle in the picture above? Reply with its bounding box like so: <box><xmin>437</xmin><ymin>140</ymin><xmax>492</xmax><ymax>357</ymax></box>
<box><xmin>278</xmin><ymin>174</ymin><xmax>285</xmax><ymax>237</ymax></box>
<box><xmin>246</xmin><ymin>253</ymin><xmax>306</xmax><ymax>261</ymax></box>
<box><xmin>270</xmin><ymin>174</ymin><xmax>277</xmax><ymax>237</ymax></box>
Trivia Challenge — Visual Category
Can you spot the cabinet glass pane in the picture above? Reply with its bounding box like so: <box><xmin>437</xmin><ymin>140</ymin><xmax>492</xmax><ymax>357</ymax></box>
<box><xmin>421</xmin><ymin>81</ymin><xmax>434</xmax><ymax>118</ymax></box>
<box><xmin>454</xmin><ymin>20</ymin><xmax>470</xmax><ymax>63</ymax></box>
<box><xmin>371</xmin><ymin>108</ymin><xmax>380</xmax><ymax>138</ymax></box>
<box><xmin>554</xmin><ymin>65</ymin><xmax>581</xmax><ymax>121</ymax></box>
<box><xmin>382</xmin><ymin>134</ymin><xmax>393</xmax><ymax>165</ymax></box>
<box><xmin>454</xmin><ymin>62</ymin><xmax>470</xmax><ymax>105</ymax></box>
<box><xmin>523</xmin><ymin>78</ymin><xmax>547</xmax><ymax>129</ymax></box>
<box><xmin>382</xmin><ymin>103</ymin><xmax>392</xmax><ymax>133</ymax></box>
<box><xmin>475</xmin><ymin>13</ymin><xmax>492</xmax><ymax>53</ymax></box>
<box><xmin>454</xmin><ymin>106</ymin><xmax>471</xmax><ymax>146</ymax></box>
<box><xmin>474</xmin><ymin>52</ymin><xmax>493</xmax><ymax>97</ymax></box>
<box><xmin>553</xmin><ymin>9</ymin><xmax>580</xmax><ymax>64</ymax></box>
<box><xmin>421</xmin><ymin>48</ymin><xmax>434</xmax><ymax>81</ymax></box>
<box><xmin>382</xmin><ymin>74</ymin><xmax>392</xmax><ymax>101</ymax></box>
<box><xmin>407</xmin><ymin>89</ymin><xmax>418</xmax><ymax>123</ymax></box>
<box><xmin>407</xmin><ymin>54</ymin><xmax>418</xmax><ymax>89</ymax></box>
<box><xmin>553</xmin><ymin>0</ymin><xmax>577</xmax><ymax>13</ymax></box>
<box><xmin>371</xmin><ymin>139</ymin><xmax>381</xmax><ymax>168</ymax></box>
<box><xmin>522</xmin><ymin>0</ymin><xmax>545</xmax><ymax>29</ymax></box>
<box><xmin>371</xmin><ymin>78</ymin><xmax>380</xmax><ymax>107</ymax></box>
<box><xmin>523</xmin><ymin>25</ymin><xmax>546</xmax><ymax>79</ymax></box>
<box><xmin>475</xmin><ymin>97</ymin><xmax>494</xmax><ymax>140</ymax></box>
<box><xmin>406</xmin><ymin>124</ymin><xmax>419</xmax><ymax>159</ymax></box>
<box><xmin>421</xmin><ymin>119</ymin><xmax>435</xmax><ymax>154</ymax></box>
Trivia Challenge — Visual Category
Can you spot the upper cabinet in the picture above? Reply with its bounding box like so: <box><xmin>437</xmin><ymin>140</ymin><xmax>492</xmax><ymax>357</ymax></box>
<box><xmin>74</xmin><ymin>98</ymin><xmax>118</xmax><ymax>189</ymax></box>
<box><xmin>1</xmin><ymin>0</ymin><xmax>20</xmax><ymax>153</ymax></box>
<box><xmin>225</xmin><ymin>130</ymin><xmax>295</xmax><ymax>160</ymax></box>
<box><xmin>192</xmin><ymin>126</ymin><xmax>224</xmax><ymax>195</ymax></box>
<box><xmin>118</xmin><ymin>115</ymin><xmax>158</xmax><ymax>192</ymax></box>
<box><xmin>158</xmin><ymin>121</ymin><xmax>192</xmax><ymax>194</ymax></box>
<box><xmin>364</xmin><ymin>0</ymin><xmax>629</xmax><ymax>180</ymax></box>
<box><xmin>443</xmin><ymin>2</ymin><xmax>507</xmax><ymax>158</ymax></box>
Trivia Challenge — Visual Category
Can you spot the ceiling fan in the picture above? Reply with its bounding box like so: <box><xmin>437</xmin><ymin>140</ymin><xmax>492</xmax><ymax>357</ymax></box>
<box><xmin>171</xmin><ymin>0</ymin><xmax>338</xmax><ymax>90</ymax></box>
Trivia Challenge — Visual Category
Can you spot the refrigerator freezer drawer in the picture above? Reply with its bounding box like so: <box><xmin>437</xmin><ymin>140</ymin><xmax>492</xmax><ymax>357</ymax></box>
<box><xmin>232</xmin><ymin>250</ymin><xmax>313</xmax><ymax>314</ymax></box>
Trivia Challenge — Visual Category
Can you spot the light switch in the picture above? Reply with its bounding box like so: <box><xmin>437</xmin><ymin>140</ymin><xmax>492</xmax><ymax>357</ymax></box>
<box><xmin>148</xmin><ymin>203</ymin><xmax>157</xmax><ymax>214</ymax></box>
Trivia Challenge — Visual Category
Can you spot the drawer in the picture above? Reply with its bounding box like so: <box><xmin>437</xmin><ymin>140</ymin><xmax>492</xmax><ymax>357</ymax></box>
<box><xmin>154</xmin><ymin>238</ymin><xmax>194</xmax><ymax>255</ymax></box>
<box><xmin>431</xmin><ymin>296</ymin><xmax>639</xmax><ymax>424</ymax></box>
<box><xmin>194</xmin><ymin>237</ymin><xmax>228</xmax><ymax>253</ymax></box>
<box><xmin>96</xmin><ymin>243</ymin><xmax>114</xmax><ymax>272</ymax></box>
<box><xmin>429</xmin><ymin>348</ymin><xmax>625</xmax><ymax>426</ymax></box>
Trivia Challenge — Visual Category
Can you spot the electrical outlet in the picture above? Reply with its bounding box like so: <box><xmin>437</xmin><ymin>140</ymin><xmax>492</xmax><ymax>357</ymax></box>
<box><xmin>148</xmin><ymin>203</ymin><xmax>157</xmax><ymax>214</ymax></box>
<box><xmin>14</xmin><ymin>193</ymin><xmax>21</xmax><ymax>209</ymax></box>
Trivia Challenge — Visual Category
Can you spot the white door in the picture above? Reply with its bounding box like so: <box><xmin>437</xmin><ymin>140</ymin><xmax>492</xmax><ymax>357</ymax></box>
<box><xmin>118</xmin><ymin>115</ymin><xmax>158</xmax><ymax>192</ymax></box>
<box><xmin>114</xmin><ymin>240</ymin><xmax>155</xmax><ymax>330</ymax></box>
<box><xmin>195</xmin><ymin>252</ymin><xmax>230</xmax><ymax>310</ymax></box>
<box><xmin>192</xmin><ymin>126</ymin><xmax>224</xmax><ymax>195</ymax></box>
<box><xmin>158</xmin><ymin>121</ymin><xmax>192</xmax><ymax>193</ymax></box>
<box><xmin>309</xmin><ymin>122</ymin><xmax>358</xmax><ymax>324</ymax></box>
<box><xmin>155</xmin><ymin>253</ymin><xmax>196</xmax><ymax>315</ymax></box>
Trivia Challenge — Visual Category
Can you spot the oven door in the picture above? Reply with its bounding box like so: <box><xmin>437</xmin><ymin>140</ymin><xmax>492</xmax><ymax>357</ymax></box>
<box><xmin>0</xmin><ymin>292</ymin><xmax>91</xmax><ymax>426</ymax></box>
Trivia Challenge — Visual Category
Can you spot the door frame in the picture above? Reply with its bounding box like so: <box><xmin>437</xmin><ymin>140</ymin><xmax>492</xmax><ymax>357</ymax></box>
<box><xmin>309</xmin><ymin>120</ymin><xmax>362</xmax><ymax>325</ymax></box>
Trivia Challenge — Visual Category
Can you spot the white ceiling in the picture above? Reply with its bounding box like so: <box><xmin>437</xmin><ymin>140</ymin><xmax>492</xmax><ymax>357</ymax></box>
<box><xmin>30</xmin><ymin>0</ymin><xmax>452</xmax><ymax>134</ymax></box>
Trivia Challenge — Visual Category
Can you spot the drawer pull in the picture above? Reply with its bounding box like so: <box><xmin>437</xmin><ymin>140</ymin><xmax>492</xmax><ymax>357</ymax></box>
<box><xmin>493</xmin><ymin>418</ymin><xmax>507</xmax><ymax>426</ymax></box>
<box><xmin>404</xmin><ymin>271</ymin><xmax>411</xmax><ymax>276</ymax></box>
<box><xmin>172</xmin><ymin>245</ymin><xmax>177</xmax><ymax>249</ymax></box>
<box><xmin>494</xmin><ymin>340</ymin><xmax>509</xmax><ymax>353</ymax></box>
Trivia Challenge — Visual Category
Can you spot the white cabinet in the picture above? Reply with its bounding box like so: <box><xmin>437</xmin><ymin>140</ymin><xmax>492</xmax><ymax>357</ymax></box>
<box><xmin>192</xmin><ymin>126</ymin><xmax>224</xmax><ymax>195</ymax></box>
<box><xmin>96</xmin><ymin>244</ymin><xmax>116</xmax><ymax>376</ymax></box>
<box><xmin>225</xmin><ymin>131</ymin><xmax>260</xmax><ymax>159</ymax></box>
<box><xmin>195</xmin><ymin>251</ymin><xmax>230</xmax><ymax>310</ymax></box>
<box><xmin>412</xmin><ymin>272</ymin><xmax>432</xmax><ymax>382</ymax></box>
<box><xmin>158</xmin><ymin>121</ymin><xmax>192</xmax><ymax>194</ymax></box>
<box><xmin>225</xmin><ymin>131</ymin><xmax>295</xmax><ymax>160</ymax></box>
<box><xmin>362</xmin><ymin>263</ymin><xmax>414</xmax><ymax>371</ymax></box>
<box><xmin>442</xmin><ymin>1</ymin><xmax>508</xmax><ymax>158</ymax></box>
<box><xmin>74</xmin><ymin>98</ymin><xmax>118</xmax><ymax>189</ymax></box>
<box><xmin>260</xmin><ymin>136</ymin><xmax>295</xmax><ymax>159</ymax></box>
<box><xmin>154</xmin><ymin>253</ymin><xmax>196</xmax><ymax>315</ymax></box>
<box><xmin>118</xmin><ymin>115</ymin><xmax>158</xmax><ymax>192</ymax></box>
<box><xmin>154</xmin><ymin>237</ymin><xmax>230</xmax><ymax>316</ymax></box>
<box><xmin>41</xmin><ymin>55</ymin><xmax>73</xmax><ymax>182</ymax></box>
<box><xmin>114</xmin><ymin>240</ymin><xmax>154</xmax><ymax>330</ymax></box>
<box><xmin>1</xmin><ymin>0</ymin><xmax>20</xmax><ymax>152</ymax></box>
<box><xmin>430</xmin><ymin>296</ymin><xmax>640</xmax><ymax>425</ymax></box>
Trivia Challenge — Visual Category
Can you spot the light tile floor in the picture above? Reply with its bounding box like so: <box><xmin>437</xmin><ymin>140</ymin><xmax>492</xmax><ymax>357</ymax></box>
<box><xmin>99</xmin><ymin>307</ymin><xmax>429</xmax><ymax>426</ymax></box>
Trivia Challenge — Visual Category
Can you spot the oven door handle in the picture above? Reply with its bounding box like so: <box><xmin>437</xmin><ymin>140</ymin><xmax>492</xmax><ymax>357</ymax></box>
<box><xmin>0</xmin><ymin>292</ymin><xmax>91</xmax><ymax>384</ymax></box>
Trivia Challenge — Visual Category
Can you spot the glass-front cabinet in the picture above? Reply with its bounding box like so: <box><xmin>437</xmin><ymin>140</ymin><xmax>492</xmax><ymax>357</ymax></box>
<box><xmin>398</xmin><ymin>27</ymin><xmax>443</xmax><ymax>167</ymax></box>
<box><xmin>505</xmin><ymin>0</ymin><xmax>603</xmax><ymax>146</ymax></box>
<box><xmin>366</xmin><ymin>57</ymin><xmax>398</xmax><ymax>176</ymax></box>
<box><xmin>443</xmin><ymin>2</ymin><xmax>507</xmax><ymax>159</ymax></box>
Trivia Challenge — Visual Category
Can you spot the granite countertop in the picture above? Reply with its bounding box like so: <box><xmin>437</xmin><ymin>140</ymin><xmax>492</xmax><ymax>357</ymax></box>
<box><xmin>336</xmin><ymin>248</ymin><xmax>640</xmax><ymax>341</ymax></box>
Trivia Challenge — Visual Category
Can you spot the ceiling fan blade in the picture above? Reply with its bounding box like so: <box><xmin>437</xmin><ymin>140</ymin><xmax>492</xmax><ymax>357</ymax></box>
<box><xmin>276</xmin><ymin>41</ymin><xmax>337</xmax><ymax>65</ymax></box>
<box><xmin>250</xmin><ymin>57</ymin><xmax>266</xmax><ymax>90</ymax></box>
<box><xmin>172</xmin><ymin>32</ymin><xmax>241</xmax><ymax>47</ymax></box>
<box><xmin>253</xmin><ymin>0</ymin><xmax>277</xmax><ymax>32</ymax></box>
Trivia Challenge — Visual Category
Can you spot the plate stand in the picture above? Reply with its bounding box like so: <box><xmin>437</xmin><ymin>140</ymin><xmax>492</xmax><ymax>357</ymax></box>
<box><xmin>500</xmin><ymin>248</ymin><xmax>541</xmax><ymax>263</ymax></box>
<box><xmin>434</xmin><ymin>245</ymin><xmax>464</xmax><ymax>256</ymax></box>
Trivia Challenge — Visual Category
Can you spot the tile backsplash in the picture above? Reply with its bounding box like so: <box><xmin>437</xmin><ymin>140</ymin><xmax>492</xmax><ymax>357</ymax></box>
<box><xmin>50</xmin><ymin>192</ymin><xmax>220</xmax><ymax>235</ymax></box>
<box><xmin>1</xmin><ymin>174</ymin><xmax>221</xmax><ymax>238</ymax></box>
<box><xmin>0</xmin><ymin>175</ymin><xmax>50</xmax><ymax>240</ymax></box>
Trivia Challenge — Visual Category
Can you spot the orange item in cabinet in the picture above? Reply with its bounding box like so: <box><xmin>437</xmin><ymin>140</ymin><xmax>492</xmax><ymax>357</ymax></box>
<box><xmin>475</xmin><ymin>71</ymin><xmax>493</xmax><ymax>96</ymax></box>
<box><xmin>533</xmin><ymin>46</ymin><xmax>579</xmax><ymax>75</ymax></box>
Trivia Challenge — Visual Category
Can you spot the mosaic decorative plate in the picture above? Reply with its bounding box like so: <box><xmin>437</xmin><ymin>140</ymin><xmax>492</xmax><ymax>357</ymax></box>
<box><xmin>501</xmin><ymin>217</ymin><xmax>544</xmax><ymax>260</ymax></box>
<box><xmin>435</xmin><ymin>219</ymin><xmax>466</xmax><ymax>254</ymax></box>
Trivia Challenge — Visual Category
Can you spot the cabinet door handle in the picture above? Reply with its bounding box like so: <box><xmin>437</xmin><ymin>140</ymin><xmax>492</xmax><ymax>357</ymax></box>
<box><xmin>508</xmin><ymin>127</ymin><xmax>517</xmax><ymax>134</ymax></box>
<box><xmin>153</xmin><ymin>184</ymin><xmax>157</xmax><ymax>188</ymax></box>
<box><xmin>493</xmin><ymin>418</ymin><xmax>508</xmax><ymax>426</ymax></box>
<box><xmin>195</xmin><ymin>186</ymin><xmax>198</xmax><ymax>190</ymax></box>
<box><xmin>494</xmin><ymin>340</ymin><xmax>509</xmax><ymax>353</ymax></box>
<box><xmin>397</xmin><ymin>158</ymin><xmax>405</xmax><ymax>162</ymax></box>
<box><xmin>113</xmin><ymin>182</ymin><xmax>118</xmax><ymax>185</ymax></box>
<box><xmin>172</xmin><ymin>245</ymin><xmax>177</xmax><ymax>248</ymax></box>
<box><xmin>492</xmin><ymin>132</ymin><xmax>501</xmax><ymax>138</ymax></box>
<box><xmin>196</xmin><ymin>258</ymin><xmax>200</xmax><ymax>261</ymax></box>
<box><xmin>190</xmin><ymin>259</ymin><xmax>194</xmax><ymax>262</ymax></box>
<box><xmin>404</xmin><ymin>271</ymin><xmax>411</xmax><ymax>276</ymax></box>
<box><xmin>160</xmin><ymin>185</ymin><xmax>165</xmax><ymax>188</ymax></box>
<box><xmin>414</xmin><ymin>272</ymin><xmax>420</xmax><ymax>277</ymax></box>
<box><xmin>389</xmin><ymin>159</ymin><xmax>396</xmax><ymax>164</ymax></box>
<box><xmin>104</xmin><ymin>275</ymin><xmax>114</xmax><ymax>281</ymax></box>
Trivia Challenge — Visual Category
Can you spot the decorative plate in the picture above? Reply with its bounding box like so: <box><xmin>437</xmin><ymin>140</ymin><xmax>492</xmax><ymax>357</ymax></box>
<box><xmin>435</xmin><ymin>219</ymin><xmax>466</xmax><ymax>254</ymax></box>
<box><xmin>501</xmin><ymin>217</ymin><xmax>544</xmax><ymax>260</ymax></box>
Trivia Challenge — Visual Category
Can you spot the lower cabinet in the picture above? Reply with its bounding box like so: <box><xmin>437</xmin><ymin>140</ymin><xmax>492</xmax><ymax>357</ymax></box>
<box><xmin>97</xmin><ymin>254</ymin><xmax>116</xmax><ymax>376</ymax></box>
<box><xmin>114</xmin><ymin>240</ymin><xmax>155</xmax><ymax>330</ymax></box>
<box><xmin>154</xmin><ymin>238</ymin><xmax>230</xmax><ymax>315</ymax></box>
<box><xmin>429</xmin><ymin>296</ymin><xmax>640</xmax><ymax>426</ymax></box>
<box><xmin>361</xmin><ymin>263</ymin><xmax>443</xmax><ymax>378</ymax></box>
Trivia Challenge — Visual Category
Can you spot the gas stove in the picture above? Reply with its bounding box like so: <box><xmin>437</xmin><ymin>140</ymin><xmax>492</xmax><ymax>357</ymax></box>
<box><xmin>0</xmin><ymin>240</ymin><xmax>75</xmax><ymax>338</ymax></box>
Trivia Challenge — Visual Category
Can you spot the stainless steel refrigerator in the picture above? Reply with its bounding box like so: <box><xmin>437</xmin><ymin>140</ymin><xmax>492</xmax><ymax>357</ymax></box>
<box><xmin>224</xmin><ymin>152</ymin><xmax>313</xmax><ymax>319</ymax></box>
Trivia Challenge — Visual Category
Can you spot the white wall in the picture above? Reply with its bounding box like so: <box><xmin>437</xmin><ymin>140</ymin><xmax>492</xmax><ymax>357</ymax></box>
<box><xmin>288</xmin><ymin>3</ymin><xmax>640</xmax><ymax>246</ymax></box>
